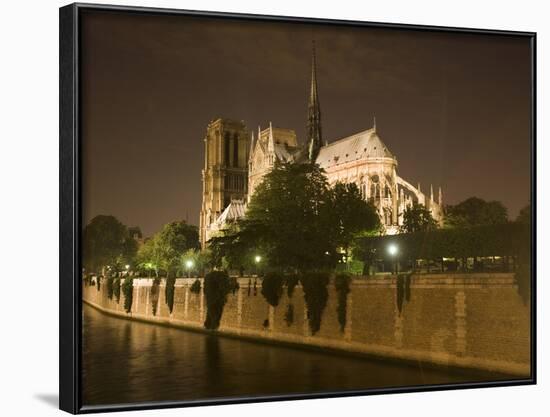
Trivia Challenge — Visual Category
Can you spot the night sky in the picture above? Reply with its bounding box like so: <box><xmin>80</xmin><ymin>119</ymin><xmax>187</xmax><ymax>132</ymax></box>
<box><xmin>81</xmin><ymin>10</ymin><xmax>532</xmax><ymax>237</ymax></box>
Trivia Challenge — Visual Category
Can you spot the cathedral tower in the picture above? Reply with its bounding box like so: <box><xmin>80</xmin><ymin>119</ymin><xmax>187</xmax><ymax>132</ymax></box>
<box><xmin>307</xmin><ymin>41</ymin><xmax>323</xmax><ymax>162</ymax></box>
<box><xmin>199</xmin><ymin>118</ymin><xmax>249</xmax><ymax>248</ymax></box>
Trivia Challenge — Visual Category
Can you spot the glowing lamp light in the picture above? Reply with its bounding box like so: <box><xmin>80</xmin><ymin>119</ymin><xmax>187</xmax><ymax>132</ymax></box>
<box><xmin>185</xmin><ymin>260</ymin><xmax>194</xmax><ymax>269</ymax></box>
<box><xmin>387</xmin><ymin>243</ymin><xmax>399</xmax><ymax>257</ymax></box>
<box><xmin>125</xmin><ymin>264</ymin><xmax>130</xmax><ymax>270</ymax></box>
<box><xmin>254</xmin><ymin>255</ymin><xmax>262</xmax><ymax>263</ymax></box>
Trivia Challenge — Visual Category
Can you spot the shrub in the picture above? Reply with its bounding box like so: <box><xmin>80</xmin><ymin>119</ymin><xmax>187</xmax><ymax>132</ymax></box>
<box><xmin>396</xmin><ymin>273</ymin><xmax>412</xmax><ymax>314</ymax></box>
<box><xmin>284</xmin><ymin>303</ymin><xmax>294</xmax><ymax>326</ymax></box>
<box><xmin>334</xmin><ymin>274</ymin><xmax>352</xmax><ymax>332</ymax></box>
<box><xmin>165</xmin><ymin>274</ymin><xmax>176</xmax><ymax>314</ymax></box>
<box><xmin>203</xmin><ymin>271</ymin><xmax>232</xmax><ymax>330</ymax></box>
<box><xmin>121</xmin><ymin>276</ymin><xmax>134</xmax><ymax>313</ymax></box>
<box><xmin>151</xmin><ymin>277</ymin><xmax>160</xmax><ymax>316</ymax></box>
<box><xmin>300</xmin><ymin>272</ymin><xmax>330</xmax><ymax>335</ymax></box>
<box><xmin>190</xmin><ymin>279</ymin><xmax>201</xmax><ymax>294</ymax></box>
<box><xmin>261</xmin><ymin>272</ymin><xmax>284</xmax><ymax>307</ymax></box>
<box><xmin>106</xmin><ymin>277</ymin><xmax>114</xmax><ymax>300</ymax></box>
<box><xmin>113</xmin><ymin>277</ymin><xmax>121</xmax><ymax>303</ymax></box>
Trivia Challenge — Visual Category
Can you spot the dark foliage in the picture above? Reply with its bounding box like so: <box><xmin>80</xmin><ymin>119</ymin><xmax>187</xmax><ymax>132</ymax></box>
<box><xmin>113</xmin><ymin>278</ymin><xmax>121</xmax><ymax>303</ymax></box>
<box><xmin>354</xmin><ymin>222</ymin><xmax>530</xmax><ymax>262</ymax></box>
<box><xmin>261</xmin><ymin>272</ymin><xmax>285</xmax><ymax>307</ymax></box>
<box><xmin>83</xmin><ymin>215</ymin><xmax>137</xmax><ymax>273</ymax></box>
<box><xmin>284</xmin><ymin>303</ymin><xmax>294</xmax><ymax>326</ymax></box>
<box><xmin>151</xmin><ymin>277</ymin><xmax>161</xmax><ymax>316</ymax></box>
<box><xmin>203</xmin><ymin>271</ymin><xmax>232</xmax><ymax>330</ymax></box>
<box><xmin>286</xmin><ymin>274</ymin><xmax>299</xmax><ymax>298</ymax></box>
<box><xmin>334</xmin><ymin>274</ymin><xmax>352</xmax><ymax>332</ymax></box>
<box><xmin>400</xmin><ymin>203</ymin><xmax>437</xmax><ymax>233</ymax></box>
<box><xmin>106</xmin><ymin>277</ymin><xmax>114</xmax><ymax>300</ymax></box>
<box><xmin>300</xmin><ymin>272</ymin><xmax>330</xmax><ymax>335</ymax></box>
<box><xmin>121</xmin><ymin>276</ymin><xmax>133</xmax><ymax>313</ymax></box>
<box><xmin>445</xmin><ymin>197</ymin><xmax>508</xmax><ymax>228</ymax></box>
<box><xmin>165</xmin><ymin>274</ymin><xmax>176</xmax><ymax>314</ymax></box>
<box><xmin>190</xmin><ymin>279</ymin><xmax>202</xmax><ymax>294</ymax></box>
<box><xmin>396</xmin><ymin>274</ymin><xmax>412</xmax><ymax>314</ymax></box>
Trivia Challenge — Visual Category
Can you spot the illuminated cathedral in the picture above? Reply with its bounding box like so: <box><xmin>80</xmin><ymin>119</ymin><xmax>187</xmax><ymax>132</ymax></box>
<box><xmin>199</xmin><ymin>44</ymin><xmax>444</xmax><ymax>247</ymax></box>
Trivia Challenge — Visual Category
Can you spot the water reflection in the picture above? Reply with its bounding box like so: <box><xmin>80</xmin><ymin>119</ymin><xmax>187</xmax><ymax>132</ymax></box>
<box><xmin>82</xmin><ymin>304</ymin><xmax>506</xmax><ymax>406</ymax></box>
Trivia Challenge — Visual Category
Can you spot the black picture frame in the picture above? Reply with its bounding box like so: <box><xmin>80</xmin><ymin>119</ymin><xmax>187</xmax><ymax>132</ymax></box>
<box><xmin>59</xmin><ymin>3</ymin><xmax>537</xmax><ymax>414</ymax></box>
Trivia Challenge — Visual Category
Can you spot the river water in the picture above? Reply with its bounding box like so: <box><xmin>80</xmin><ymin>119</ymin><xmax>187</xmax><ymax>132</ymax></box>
<box><xmin>82</xmin><ymin>304</ymin><xmax>506</xmax><ymax>406</ymax></box>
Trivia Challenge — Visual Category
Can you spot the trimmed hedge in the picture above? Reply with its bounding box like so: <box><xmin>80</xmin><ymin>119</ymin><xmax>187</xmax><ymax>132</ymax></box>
<box><xmin>354</xmin><ymin>222</ymin><xmax>530</xmax><ymax>261</ymax></box>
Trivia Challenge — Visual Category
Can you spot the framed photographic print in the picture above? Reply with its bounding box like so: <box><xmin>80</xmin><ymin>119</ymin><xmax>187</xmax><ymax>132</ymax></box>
<box><xmin>59</xmin><ymin>3</ymin><xmax>536</xmax><ymax>414</ymax></box>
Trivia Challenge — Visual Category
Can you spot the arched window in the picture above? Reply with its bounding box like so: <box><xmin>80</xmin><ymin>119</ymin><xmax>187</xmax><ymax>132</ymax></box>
<box><xmin>233</xmin><ymin>133</ymin><xmax>239</xmax><ymax>167</ymax></box>
<box><xmin>224</xmin><ymin>132</ymin><xmax>231</xmax><ymax>165</ymax></box>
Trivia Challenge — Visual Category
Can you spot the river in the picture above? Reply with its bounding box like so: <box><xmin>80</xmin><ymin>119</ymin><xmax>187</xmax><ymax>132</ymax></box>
<box><xmin>82</xmin><ymin>304</ymin><xmax>507</xmax><ymax>406</ymax></box>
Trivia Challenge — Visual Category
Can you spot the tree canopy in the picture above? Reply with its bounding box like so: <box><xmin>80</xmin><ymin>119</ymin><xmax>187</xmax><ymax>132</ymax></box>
<box><xmin>136</xmin><ymin>221</ymin><xmax>199</xmax><ymax>277</ymax></box>
<box><xmin>400</xmin><ymin>202</ymin><xmax>437</xmax><ymax>233</ymax></box>
<box><xmin>209</xmin><ymin>162</ymin><xmax>380</xmax><ymax>273</ymax></box>
<box><xmin>445</xmin><ymin>197</ymin><xmax>508</xmax><ymax>228</ymax></box>
<box><xmin>83</xmin><ymin>215</ymin><xmax>137</xmax><ymax>274</ymax></box>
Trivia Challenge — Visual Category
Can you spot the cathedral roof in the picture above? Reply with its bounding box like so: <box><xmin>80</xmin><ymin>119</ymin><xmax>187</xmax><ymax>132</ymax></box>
<box><xmin>214</xmin><ymin>200</ymin><xmax>247</xmax><ymax>227</ymax></box>
<box><xmin>315</xmin><ymin>128</ymin><xmax>394</xmax><ymax>169</ymax></box>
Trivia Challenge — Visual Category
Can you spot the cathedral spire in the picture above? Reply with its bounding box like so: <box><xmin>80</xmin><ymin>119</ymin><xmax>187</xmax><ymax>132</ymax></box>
<box><xmin>307</xmin><ymin>41</ymin><xmax>323</xmax><ymax>162</ymax></box>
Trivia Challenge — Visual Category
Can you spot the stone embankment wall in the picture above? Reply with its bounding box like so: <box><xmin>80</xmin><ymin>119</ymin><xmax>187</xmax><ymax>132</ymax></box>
<box><xmin>83</xmin><ymin>274</ymin><xmax>531</xmax><ymax>376</ymax></box>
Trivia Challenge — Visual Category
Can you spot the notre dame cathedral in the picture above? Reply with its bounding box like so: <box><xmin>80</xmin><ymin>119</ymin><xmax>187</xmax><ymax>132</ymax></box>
<box><xmin>199</xmin><ymin>44</ymin><xmax>444</xmax><ymax>247</ymax></box>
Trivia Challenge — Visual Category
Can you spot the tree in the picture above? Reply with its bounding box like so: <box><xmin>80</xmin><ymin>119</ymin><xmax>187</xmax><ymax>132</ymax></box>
<box><xmin>136</xmin><ymin>237</ymin><xmax>162</xmax><ymax>277</ymax></box>
<box><xmin>516</xmin><ymin>204</ymin><xmax>531</xmax><ymax>225</ymax></box>
<box><xmin>83</xmin><ymin>215</ymin><xmax>137</xmax><ymax>274</ymax></box>
<box><xmin>209</xmin><ymin>162</ymin><xmax>380</xmax><ymax>273</ymax></box>
<box><xmin>400</xmin><ymin>203</ymin><xmax>437</xmax><ymax>233</ymax></box>
<box><xmin>445</xmin><ymin>197</ymin><xmax>508</xmax><ymax>228</ymax></box>
<box><xmin>136</xmin><ymin>221</ymin><xmax>199</xmax><ymax>277</ymax></box>
<box><xmin>329</xmin><ymin>182</ymin><xmax>380</xmax><ymax>255</ymax></box>
<box><xmin>238</xmin><ymin>161</ymin><xmax>335</xmax><ymax>272</ymax></box>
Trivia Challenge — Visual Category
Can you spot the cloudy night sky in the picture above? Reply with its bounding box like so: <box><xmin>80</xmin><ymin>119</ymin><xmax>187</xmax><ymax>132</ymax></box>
<box><xmin>80</xmin><ymin>9</ymin><xmax>532</xmax><ymax>237</ymax></box>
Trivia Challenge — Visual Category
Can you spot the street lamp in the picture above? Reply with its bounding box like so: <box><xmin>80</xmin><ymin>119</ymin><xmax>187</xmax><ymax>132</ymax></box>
<box><xmin>254</xmin><ymin>255</ymin><xmax>261</xmax><ymax>277</ymax></box>
<box><xmin>387</xmin><ymin>243</ymin><xmax>399</xmax><ymax>274</ymax></box>
<box><xmin>185</xmin><ymin>259</ymin><xmax>194</xmax><ymax>278</ymax></box>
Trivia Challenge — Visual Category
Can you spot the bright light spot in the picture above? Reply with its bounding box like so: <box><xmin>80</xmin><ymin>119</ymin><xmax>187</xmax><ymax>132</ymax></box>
<box><xmin>125</xmin><ymin>264</ymin><xmax>130</xmax><ymax>270</ymax></box>
<box><xmin>387</xmin><ymin>244</ymin><xmax>398</xmax><ymax>256</ymax></box>
<box><xmin>185</xmin><ymin>260</ymin><xmax>194</xmax><ymax>269</ymax></box>
<box><xmin>255</xmin><ymin>255</ymin><xmax>262</xmax><ymax>263</ymax></box>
